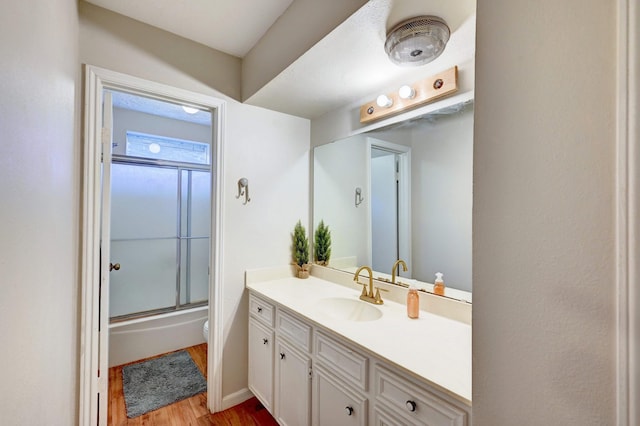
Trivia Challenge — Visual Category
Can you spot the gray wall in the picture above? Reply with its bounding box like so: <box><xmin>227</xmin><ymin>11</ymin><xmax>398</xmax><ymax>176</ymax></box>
<box><xmin>473</xmin><ymin>0</ymin><xmax>616</xmax><ymax>423</ymax></box>
<box><xmin>0</xmin><ymin>0</ymin><xmax>80</xmax><ymax>424</ymax></box>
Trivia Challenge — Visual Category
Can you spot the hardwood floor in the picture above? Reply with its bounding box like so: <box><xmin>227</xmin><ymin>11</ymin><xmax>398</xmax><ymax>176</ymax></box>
<box><xmin>108</xmin><ymin>344</ymin><xmax>278</xmax><ymax>426</ymax></box>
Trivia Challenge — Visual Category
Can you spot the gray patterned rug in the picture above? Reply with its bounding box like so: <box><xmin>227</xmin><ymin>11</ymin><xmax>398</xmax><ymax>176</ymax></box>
<box><xmin>122</xmin><ymin>350</ymin><xmax>207</xmax><ymax>418</ymax></box>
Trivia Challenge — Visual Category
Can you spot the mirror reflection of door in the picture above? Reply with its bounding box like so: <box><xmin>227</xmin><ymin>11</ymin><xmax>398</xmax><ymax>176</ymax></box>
<box><xmin>369</xmin><ymin>142</ymin><xmax>411</xmax><ymax>277</ymax></box>
<box><xmin>371</xmin><ymin>148</ymin><xmax>398</xmax><ymax>272</ymax></box>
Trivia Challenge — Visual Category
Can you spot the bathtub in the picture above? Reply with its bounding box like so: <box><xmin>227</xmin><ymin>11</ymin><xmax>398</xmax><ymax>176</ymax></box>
<box><xmin>109</xmin><ymin>306</ymin><xmax>208</xmax><ymax>367</ymax></box>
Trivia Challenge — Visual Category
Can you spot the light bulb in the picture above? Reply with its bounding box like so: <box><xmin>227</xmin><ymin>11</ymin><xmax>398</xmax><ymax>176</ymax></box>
<box><xmin>376</xmin><ymin>94</ymin><xmax>393</xmax><ymax>108</ymax></box>
<box><xmin>182</xmin><ymin>105</ymin><xmax>199</xmax><ymax>114</ymax></box>
<box><xmin>398</xmin><ymin>85</ymin><xmax>415</xmax><ymax>99</ymax></box>
<box><xmin>148</xmin><ymin>143</ymin><xmax>161</xmax><ymax>154</ymax></box>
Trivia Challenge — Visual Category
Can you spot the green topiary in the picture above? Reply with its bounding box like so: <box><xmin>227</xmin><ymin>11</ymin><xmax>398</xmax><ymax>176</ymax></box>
<box><xmin>292</xmin><ymin>220</ymin><xmax>309</xmax><ymax>267</ymax></box>
<box><xmin>314</xmin><ymin>220</ymin><xmax>331</xmax><ymax>265</ymax></box>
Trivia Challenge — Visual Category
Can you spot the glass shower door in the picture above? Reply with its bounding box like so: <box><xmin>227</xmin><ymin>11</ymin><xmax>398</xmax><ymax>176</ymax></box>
<box><xmin>109</xmin><ymin>163</ymin><xmax>179</xmax><ymax>318</ymax></box>
<box><xmin>179</xmin><ymin>169</ymin><xmax>210</xmax><ymax>305</ymax></box>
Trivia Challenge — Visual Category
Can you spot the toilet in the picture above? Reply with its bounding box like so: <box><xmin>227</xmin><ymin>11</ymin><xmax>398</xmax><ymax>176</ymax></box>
<box><xmin>203</xmin><ymin>320</ymin><xmax>209</xmax><ymax>342</ymax></box>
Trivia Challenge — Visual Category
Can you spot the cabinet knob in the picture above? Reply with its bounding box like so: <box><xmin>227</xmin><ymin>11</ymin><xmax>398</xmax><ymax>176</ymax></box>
<box><xmin>406</xmin><ymin>400</ymin><xmax>417</xmax><ymax>412</ymax></box>
<box><xmin>345</xmin><ymin>406</ymin><xmax>354</xmax><ymax>416</ymax></box>
<box><xmin>280</xmin><ymin>352</ymin><xmax>286</xmax><ymax>360</ymax></box>
<box><xmin>262</xmin><ymin>338</ymin><xmax>268</xmax><ymax>345</ymax></box>
<box><xmin>257</xmin><ymin>307</ymin><xmax>263</xmax><ymax>313</ymax></box>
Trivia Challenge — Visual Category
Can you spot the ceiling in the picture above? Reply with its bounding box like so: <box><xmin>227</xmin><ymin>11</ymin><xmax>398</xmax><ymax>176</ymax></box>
<box><xmin>85</xmin><ymin>0</ymin><xmax>476</xmax><ymax>119</ymax></box>
<box><xmin>84</xmin><ymin>0</ymin><xmax>295</xmax><ymax>58</ymax></box>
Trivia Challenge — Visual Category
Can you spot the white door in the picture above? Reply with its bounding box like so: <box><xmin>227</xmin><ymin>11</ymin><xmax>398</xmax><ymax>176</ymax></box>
<box><xmin>81</xmin><ymin>66</ymin><xmax>226</xmax><ymax>425</ymax></box>
<box><xmin>97</xmin><ymin>90</ymin><xmax>114</xmax><ymax>425</ymax></box>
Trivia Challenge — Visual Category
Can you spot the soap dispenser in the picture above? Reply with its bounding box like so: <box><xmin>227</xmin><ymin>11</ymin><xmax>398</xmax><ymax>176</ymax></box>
<box><xmin>433</xmin><ymin>272</ymin><xmax>445</xmax><ymax>296</ymax></box>
<box><xmin>407</xmin><ymin>282</ymin><xmax>419</xmax><ymax>319</ymax></box>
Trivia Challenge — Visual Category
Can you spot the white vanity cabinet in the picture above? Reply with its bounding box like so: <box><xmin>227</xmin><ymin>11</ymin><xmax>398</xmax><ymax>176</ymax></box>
<box><xmin>248</xmin><ymin>294</ymin><xmax>275</xmax><ymax>411</ymax></box>
<box><xmin>274</xmin><ymin>309</ymin><xmax>312</xmax><ymax>426</ymax></box>
<box><xmin>373</xmin><ymin>364</ymin><xmax>468</xmax><ymax>426</ymax></box>
<box><xmin>247</xmin><ymin>289</ymin><xmax>471</xmax><ymax>426</ymax></box>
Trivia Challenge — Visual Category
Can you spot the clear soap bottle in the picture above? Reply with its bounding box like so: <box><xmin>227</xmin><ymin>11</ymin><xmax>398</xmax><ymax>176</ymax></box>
<box><xmin>433</xmin><ymin>272</ymin><xmax>445</xmax><ymax>296</ymax></box>
<box><xmin>407</xmin><ymin>282</ymin><xmax>419</xmax><ymax>319</ymax></box>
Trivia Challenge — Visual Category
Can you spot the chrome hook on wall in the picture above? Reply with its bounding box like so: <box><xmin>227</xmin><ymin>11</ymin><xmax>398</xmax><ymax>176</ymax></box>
<box><xmin>355</xmin><ymin>187</ymin><xmax>364</xmax><ymax>207</ymax></box>
<box><xmin>236</xmin><ymin>177</ymin><xmax>251</xmax><ymax>205</ymax></box>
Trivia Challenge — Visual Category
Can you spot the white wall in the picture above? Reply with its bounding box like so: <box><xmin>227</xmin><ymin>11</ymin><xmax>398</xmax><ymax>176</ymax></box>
<box><xmin>313</xmin><ymin>134</ymin><xmax>369</xmax><ymax>266</ymax></box>
<box><xmin>79</xmin><ymin>3</ymin><xmax>310</xmax><ymax>402</ymax></box>
<box><xmin>473</xmin><ymin>0</ymin><xmax>616</xmax><ymax>424</ymax></box>
<box><xmin>0</xmin><ymin>0</ymin><xmax>79</xmax><ymax>424</ymax></box>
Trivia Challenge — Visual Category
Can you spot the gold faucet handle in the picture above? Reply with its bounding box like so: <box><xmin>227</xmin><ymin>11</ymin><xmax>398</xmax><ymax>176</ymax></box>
<box><xmin>374</xmin><ymin>286</ymin><xmax>389</xmax><ymax>304</ymax></box>
<box><xmin>355</xmin><ymin>281</ymin><xmax>368</xmax><ymax>297</ymax></box>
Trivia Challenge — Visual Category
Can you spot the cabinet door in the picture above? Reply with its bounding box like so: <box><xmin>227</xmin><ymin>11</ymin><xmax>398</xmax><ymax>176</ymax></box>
<box><xmin>248</xmin><ymin>318</ymin><xmax>274</xmax><ymax>412</ymax></box>
<box><xmin>275</xmin><ymin>338</ymin><xmax>311</xmax><ymax>426</ymax></box>
<box><xmin>312</xmin><ymin>366</ymin><xmax>367</xmax><ymax>426</ymax></box>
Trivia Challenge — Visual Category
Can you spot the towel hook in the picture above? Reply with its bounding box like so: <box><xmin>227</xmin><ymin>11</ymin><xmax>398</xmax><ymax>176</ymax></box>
<box><xmin>236</xmin><ymin>178</ymin><xmax>251</xmax><ymax>205</ymax></box>
<box><xmin>355</xmin><ymin>187</ymin><xmax>364</xmax><ymax>207</ymax></box>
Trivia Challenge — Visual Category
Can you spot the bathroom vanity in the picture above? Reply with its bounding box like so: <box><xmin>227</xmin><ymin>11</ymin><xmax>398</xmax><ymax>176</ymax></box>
<box><xmin>246</xmin><ymin>267</ymin><xmax>472</xmax><ymax>426</ymax></box>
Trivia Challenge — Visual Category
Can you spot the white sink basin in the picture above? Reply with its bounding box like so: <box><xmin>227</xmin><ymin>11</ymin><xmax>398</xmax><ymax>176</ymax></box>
<box><xmin>314</xmin><ymin>297</ymin><xmax>383</xmax><ymax>322</ymax></box>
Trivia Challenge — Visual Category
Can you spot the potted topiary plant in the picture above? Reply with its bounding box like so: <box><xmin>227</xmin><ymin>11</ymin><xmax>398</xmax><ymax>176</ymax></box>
<box><xmin>314</xmin><ymin>220</ymin><xmax>331</xmax><ymax>266</ymax></box>
<box><xmin>291</xmin><ymin>220</ymin><xmax>311</xmax><ymax>278</ymax></box>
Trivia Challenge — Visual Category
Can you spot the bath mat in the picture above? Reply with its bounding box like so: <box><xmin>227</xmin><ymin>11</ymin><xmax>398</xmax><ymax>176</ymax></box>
<box><xmin>122</xmin><ymin>350</ymin><xmax>207</xmax><ymax>418</ymax></box>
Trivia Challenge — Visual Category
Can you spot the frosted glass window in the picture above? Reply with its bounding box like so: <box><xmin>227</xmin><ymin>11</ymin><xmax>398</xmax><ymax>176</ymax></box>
<box><xmin>126</xmin><ymin>131</ymin><xmax>210</xmax><ymax>165</ymax></box>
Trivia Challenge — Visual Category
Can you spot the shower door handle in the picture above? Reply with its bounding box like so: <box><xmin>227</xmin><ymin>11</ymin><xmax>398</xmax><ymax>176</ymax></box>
<box><xmin>109</xmin><ymin>262</ymin><xmax>121</xmax><ymax>271</ymax></box>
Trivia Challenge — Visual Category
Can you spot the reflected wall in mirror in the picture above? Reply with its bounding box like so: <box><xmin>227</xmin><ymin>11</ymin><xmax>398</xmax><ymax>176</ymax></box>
<box><xmin>313</xmin><ymin>102</ymin><xmax>473</xmax><ymax>301</ymax></box>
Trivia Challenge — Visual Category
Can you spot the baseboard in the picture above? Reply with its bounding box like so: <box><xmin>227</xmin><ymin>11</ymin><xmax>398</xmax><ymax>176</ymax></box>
<box><xmin>221</xmin><ymin>388</ymin><xmax>254</xmax><ymax>411</ymax></box>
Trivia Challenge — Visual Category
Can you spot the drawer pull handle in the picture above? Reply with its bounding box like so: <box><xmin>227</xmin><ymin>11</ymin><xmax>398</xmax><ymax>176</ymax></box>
<box><xmin>257</xmin><ymin>307</ymin><xmax>263</xmax><ymax>313</ymax></box>
<box><xmin>406</xmin><ymin>400</ymin><xmax>417</xmax><ymax>412</ymax></box>
<box><xmin>262</xmin><ymin>338</ymin><xmax>268</xmax><ymax>345</ymax></box>
<box><xmin>280</xmin><ymin>352</ymin><xmax>286</xmax><ymax>360</ymax></box>
<box><xmin>345</xmin><ymin>406</ymin><xmax>354</xmax><ymax>416</ymax></box>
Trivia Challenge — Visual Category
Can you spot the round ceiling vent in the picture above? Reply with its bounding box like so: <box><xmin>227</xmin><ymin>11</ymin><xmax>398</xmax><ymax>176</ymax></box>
<box><xmin>384</xmin><ymin>16</ymin><xmax>451</xmax><ymax>67</ymax></box>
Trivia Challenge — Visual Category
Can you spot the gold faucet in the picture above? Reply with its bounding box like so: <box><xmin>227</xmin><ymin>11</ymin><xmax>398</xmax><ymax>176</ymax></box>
<box><xmin>391</xmin><ymin>259</ymin><xmax>408</xmax><ymax>284</ymax></box>
<box><xmin>353</xmin><ymin>265</ymin><xmax>384</xmax><ymax>305</ymax></box>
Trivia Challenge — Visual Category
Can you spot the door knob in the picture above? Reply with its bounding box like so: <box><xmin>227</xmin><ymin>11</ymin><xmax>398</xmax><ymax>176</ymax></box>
<box><xmin>109</xmin><ymin>263</ymin><xmax>121</xmax><ymax>271</ymax></box>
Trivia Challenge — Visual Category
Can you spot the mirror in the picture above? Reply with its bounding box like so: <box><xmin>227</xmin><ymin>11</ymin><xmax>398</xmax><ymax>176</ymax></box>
<box><xmin>313</xmin><ymin>101</ymin><xmax>473</xmax><ymax>302</ymax></box>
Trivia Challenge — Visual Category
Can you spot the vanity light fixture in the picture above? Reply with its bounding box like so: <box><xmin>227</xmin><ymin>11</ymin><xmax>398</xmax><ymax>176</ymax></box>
<box><xmin>360</xmin><ymin>66</ymin><xmax>458</xmax><ymax>123</ymax></box>
<box><xmin>376</xmin><ymin>94</ymin><xmax>393</xmax><ymax>108</ymax></box>
<box><xmin>398</xmin><ymin>85</ymin><xmax>416</xmax><ymax>100</ymax></box>
<box><xmin>182</xmin><ymin>105</ymin><xmax>199</xmax><ymax>114</ymax></box>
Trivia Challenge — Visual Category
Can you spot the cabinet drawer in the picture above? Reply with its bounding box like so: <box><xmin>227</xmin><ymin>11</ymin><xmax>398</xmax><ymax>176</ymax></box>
<box><xmin>312</xmin><ymin>364</ymin><xmax>368</xmax><ymax>426</ymax></box>
<box><xmin>249</xmin><ymin>293</ymin><xmax>274</xmax><ymax>327</ymax></box>
<box><xmin>373</xmin><ymin>405</ymin><xmax>420</xmax><ymax>426</ymax></box>
<box><xmin>374</xmin><ymin>365</ymin><xmax>467</xmax><ymax>426</ymax></box>
<box><xmin>314</xmin><ymin>331</ymin><xmax>368</xmax><ymax>391</ymax></box>
<box><xmin>276</xmin><ymin>309</ymin><xmax>312</xmax><ymax>351</ymax></box>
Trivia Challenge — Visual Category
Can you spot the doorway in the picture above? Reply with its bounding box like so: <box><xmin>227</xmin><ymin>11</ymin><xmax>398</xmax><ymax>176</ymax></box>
<box><xmin>80</xmin><ymin>66</ymin><xmax>226</xmax><ymax>425</ymax></box>
<box><xmin>368</xmin><ymin>139</ymin><xmax>411</xmax><ymax>276</ymax></box>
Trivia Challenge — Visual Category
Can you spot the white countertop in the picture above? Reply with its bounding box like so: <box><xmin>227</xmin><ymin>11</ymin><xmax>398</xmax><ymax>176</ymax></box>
<box><xmin>247</xmin><ymin>275</ymin><xmax>472</xmax><ymax>405</ymax></box>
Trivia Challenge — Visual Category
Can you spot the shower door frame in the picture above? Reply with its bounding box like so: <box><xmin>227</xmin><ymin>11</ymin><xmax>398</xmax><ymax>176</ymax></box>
<box><xmin>109</xmin><ymin>157</ymin><xmax>212</xmax><ymax>322</ymax></box>
<box><xmin>79</xmin><ymin>65</ymin><xmax>226</xmax><ymax>425</ymax></box>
